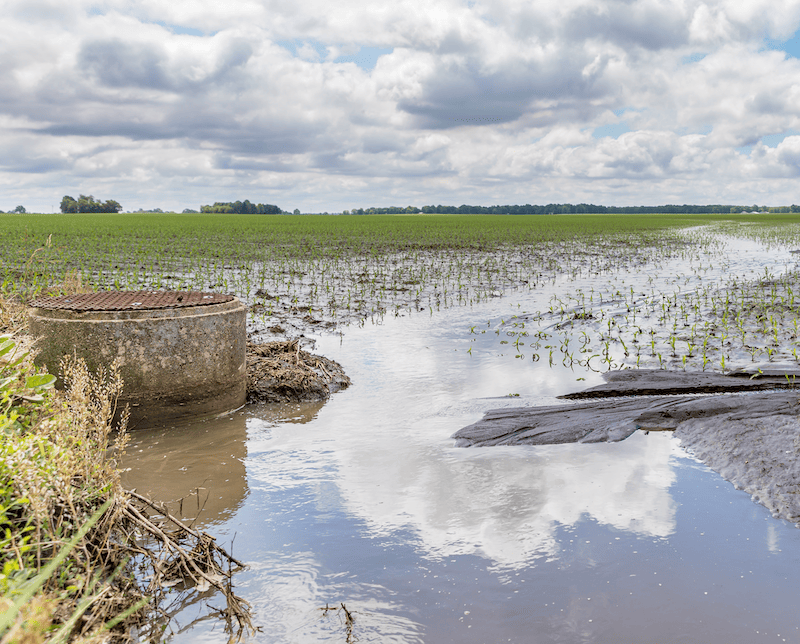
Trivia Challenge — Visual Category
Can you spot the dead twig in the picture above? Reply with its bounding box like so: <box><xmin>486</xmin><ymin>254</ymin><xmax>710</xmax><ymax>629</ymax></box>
<box><xmin>318</xmin><ymin>602</ymin><xmax>357</xmax><ymax>643</ymax></box>
<box><xmin>120</xmin><ymin>491</ymin><xmax>256</xmax><ymax>642</ymax></box>
<box><xmin>316</xmin><ymin>359</ymin><xmax>332</xmax><ymax>381</ymax></box>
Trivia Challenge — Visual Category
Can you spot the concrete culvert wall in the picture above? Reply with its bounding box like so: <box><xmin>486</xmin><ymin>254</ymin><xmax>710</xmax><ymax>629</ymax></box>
<box><xmin>28</xmin><ymin>291</ymin><xmax>247</xmax><ymax>429</ymax></box>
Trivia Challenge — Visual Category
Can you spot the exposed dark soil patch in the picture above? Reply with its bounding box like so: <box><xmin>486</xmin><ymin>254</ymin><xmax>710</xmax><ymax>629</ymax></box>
<box><xmin>455</xmin><ymin>389</ymin><xmax>800</xmax><ymax>447</ymax></box>
<box><xmin>246</xmin><ymin>340</ymin><xmax>351</xmax><ymax>404</ymax></box>
<box><xmin>559</xmin><ymin>367</ymin><xmax>800</xmax><ymax>399</ymax></box>
<box><xmin>454</xmin><ymin>368</ymin><xmax>800</xmax><ymax>523</ymax></box>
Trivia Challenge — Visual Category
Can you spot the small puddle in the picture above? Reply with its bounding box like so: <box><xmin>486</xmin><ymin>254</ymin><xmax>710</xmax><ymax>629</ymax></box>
<box><xmin>121</xmin><ymin>231</ymin><xmax>800</xmax><ymax>643</ymax></box>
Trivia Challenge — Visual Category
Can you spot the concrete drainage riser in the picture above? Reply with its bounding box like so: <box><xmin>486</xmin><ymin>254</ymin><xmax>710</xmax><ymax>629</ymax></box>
<box><xmin>28</xmin><ymin>298</ymin><xmax>247</xmax><ymax>429</ymax></box>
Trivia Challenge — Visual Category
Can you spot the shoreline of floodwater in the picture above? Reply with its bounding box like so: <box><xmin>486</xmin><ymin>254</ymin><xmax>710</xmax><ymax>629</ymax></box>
<box><xmin>0</xmin><ymin>294</ymin><xmax>254</xmax><ymax>643</ymax></box>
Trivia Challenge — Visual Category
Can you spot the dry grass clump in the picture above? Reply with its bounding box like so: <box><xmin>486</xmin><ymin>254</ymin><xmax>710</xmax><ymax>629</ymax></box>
<box><xmin>56</xmin><ymin>271</ymin><xmax>92</xmax><ymax>297</ymax></box>
<box><xmin>0</xmin><ymin>349</ymin><xmax>142</xmax><ymax>643</ymax></box>
<box><xmin>0</xmin><ymin>294</ymin><xmax>26</xmax><ymax>337</ymax></box>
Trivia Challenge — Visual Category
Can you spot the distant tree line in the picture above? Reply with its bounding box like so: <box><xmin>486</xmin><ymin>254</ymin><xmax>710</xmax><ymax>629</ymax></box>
<box><xmin>60</xmin><ymin>195</ymin><xmax>122</xmax><ymax>213</ymax></box>
<box><xmin>344</xmin><ymin>204</ymin><xmax>800</xmax><ymax>215</ymax></box>
<box><xmin>200</xmin><ymin>200</ymin><xmax>281</xmax><ymax>214</ymax></box>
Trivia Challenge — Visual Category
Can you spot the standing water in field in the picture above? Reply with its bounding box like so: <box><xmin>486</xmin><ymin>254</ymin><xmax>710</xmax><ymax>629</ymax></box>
<box><xmin>122</xmin><ymin>230</ymin><xmax>800</xmax><ymax>644</ymax></box>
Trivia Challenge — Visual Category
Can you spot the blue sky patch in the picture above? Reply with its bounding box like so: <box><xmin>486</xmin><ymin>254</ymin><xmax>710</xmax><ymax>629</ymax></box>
<box><xmin>335</xmin><ymin>47</ymin><xmax>394</xmax><ymax>71</ymax></box>
<box><xmin>764</xmin><ymin>28</ymin><xmax>800</xmax><ymax>59</ymax></box>
<box><xmin>592</xmin><ymin>122</ymin><xmax>631</xmax><ymax>139</ymax></box>
<box><xmin>279</xmin><ymin>41</ymin><xmax>392</xmax><ymax>70</ymax></box>
<box><xmin>761</xmin><ymin>131</ymin><xmax>800</xmax><ymax>147</ymax></box>
<box><xmin>154</xmin><ymin>21</ymin><xmax>206</xmax><ymax>37</ymax></box>
<box><xmin>681</xmin><ymin>52</ymin><xmax>707</xmax><ymax>64</ymax></box>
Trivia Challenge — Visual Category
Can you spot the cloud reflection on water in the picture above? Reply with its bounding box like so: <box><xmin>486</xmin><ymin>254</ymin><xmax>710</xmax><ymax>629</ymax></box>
<box><xmin>325</xmin><ymin>432</ymin><xmax>681</xmax><ymax>567</ymax></box>
<box><xmin>247</xmin><ymin>399</ymin><xmax>682</xmax><ymax>569</ymax></box>
<box><xmin>171</xmin><ymin>547</ymin><xmax>426</xmax><ymax>644</ymax></box>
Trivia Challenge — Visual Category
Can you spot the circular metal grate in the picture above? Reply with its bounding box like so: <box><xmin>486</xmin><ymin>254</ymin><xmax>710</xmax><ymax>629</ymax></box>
<box><xmin>29</xmin><ymin>291</ymin><xmax>234</xmax><ymax>312</ymax></box>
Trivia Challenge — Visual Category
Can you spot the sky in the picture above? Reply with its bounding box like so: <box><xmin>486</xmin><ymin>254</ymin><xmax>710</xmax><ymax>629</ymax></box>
<box><xmin>2</xmin><ymin>0</ymin><xmax>800</xmax><ymax>213</ymax></box>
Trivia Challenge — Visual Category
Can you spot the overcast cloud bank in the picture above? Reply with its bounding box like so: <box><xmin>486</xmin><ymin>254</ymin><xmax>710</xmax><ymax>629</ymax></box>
<box><xmin>2</xmin><ymin>0</ymin><xmax>800</xmax><ymax>212</ymax></box>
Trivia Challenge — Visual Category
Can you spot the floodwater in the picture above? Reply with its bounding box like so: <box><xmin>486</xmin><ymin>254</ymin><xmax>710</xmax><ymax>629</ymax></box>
<box><xmin>122</xmin><ymin>232</ymin><xmax>800</xmax><ymax>643</ymax></box>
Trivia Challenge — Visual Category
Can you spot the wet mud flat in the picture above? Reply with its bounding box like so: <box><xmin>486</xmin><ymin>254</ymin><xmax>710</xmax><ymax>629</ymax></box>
<box><xmin>455</xmin><ymin>368</ymin><xmax>800</xmax><ymax>523</ymax></box>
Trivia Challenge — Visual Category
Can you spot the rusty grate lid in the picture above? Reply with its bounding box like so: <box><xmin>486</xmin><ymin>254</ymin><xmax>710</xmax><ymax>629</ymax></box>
<box><xmin>29</xmin><ymin>291</ymin><xmax>234</xmax><ymax>311</ymax></box>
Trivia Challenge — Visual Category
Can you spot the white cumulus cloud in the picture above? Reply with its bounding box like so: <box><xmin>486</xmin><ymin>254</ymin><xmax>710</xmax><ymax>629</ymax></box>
<box><xmin>2</xmin><ymin>0</ymin><xmax>800</xmax><ymax>211</ymax></box>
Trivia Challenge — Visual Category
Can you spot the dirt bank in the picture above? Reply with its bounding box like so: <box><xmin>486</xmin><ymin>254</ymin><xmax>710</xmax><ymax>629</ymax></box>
<box><xmin>247</xmin><ymin>339</ymin><xmax>351</xmax><ymax>403</ymax></box>
<box><xmin>454</xmin><ymin>368</ymin><xmax>800</xmax><ymax>523</ymax></box>
<box><xmin>675</xmin><ymin>414</ymin><xmax>800</xmax><ymax>522</ymax></box>
<box><xmin>558</xmin><ymin>366</ymin><xmax>800</xmax><ymax>398</ymax></box>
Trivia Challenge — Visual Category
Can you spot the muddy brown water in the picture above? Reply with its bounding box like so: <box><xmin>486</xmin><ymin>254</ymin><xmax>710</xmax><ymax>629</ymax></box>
<box><xmin>122</xmin><ymin>235</ymin><xmax>800</xmax><ymax>643</ymax></box>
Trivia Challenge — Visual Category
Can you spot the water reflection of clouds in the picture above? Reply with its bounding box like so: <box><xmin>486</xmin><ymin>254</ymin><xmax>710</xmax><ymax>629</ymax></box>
<box><xmin>327</xmin><ymin>433</ymin><xmax>681</xmax><ymax>567</ymax></box>
<box><xmin>241</xmin><ymin>553</ymin><xmax>425</xmax><ymax>644</ymax></box>
<box><xmin>247</xmin><ymin>395</ymin><xmax>682</xmax><ymax>568</ymax></box>
<box><xmin>240</xmin><ymin>300</ymin><xmax>688</xmax><ymax>570</ymax></box>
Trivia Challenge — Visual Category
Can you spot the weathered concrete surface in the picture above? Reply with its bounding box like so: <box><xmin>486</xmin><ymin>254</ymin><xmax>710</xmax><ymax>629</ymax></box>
<box><xmin>559</xmin><ymin>367</ymin><xmax>800</xmax><ymax>399</ymax></box>
<box><xmin>29</xmin><ymin>299</ymin><xmax>246</xmax><ymax>429</ymax></box>
<box><xmin>453</xmin><ymin>391</ymin><xmax>800</xmax><ymax>447</ymax></box>
<box><xmin>247</xmin><ymin>340</ymin><xmax>350</xmax><ymax>404</ymax></box>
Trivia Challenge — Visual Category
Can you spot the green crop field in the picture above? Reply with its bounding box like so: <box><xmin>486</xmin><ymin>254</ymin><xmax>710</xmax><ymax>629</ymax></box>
<box><xmin>5</xmin><ymin>212</ymin><xmax>800</xmax><ymax>373</ymax></box>
<box><xmin>0</xmin><ymin>211</ymin><xmax>779</xmax><ymax>298</ymax></box>
<box><xmin>0</xmin><ymin>212</ymin><xmax>702</xmax><ymax>318</ymax></box>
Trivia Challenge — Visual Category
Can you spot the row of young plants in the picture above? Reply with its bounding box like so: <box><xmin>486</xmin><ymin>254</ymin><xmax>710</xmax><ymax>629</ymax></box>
<box><xmin>489</xmin><ymin>221</ymin><xmax>800</xmax><ymax>373</ymax></box>
<box><xmin>0</xmin><ymin>213</ymin><xmax>729</xmax><ymax>327</ymax></box>
<box><xmin>6</xmin><ymin>212</ymin><xmax>800</xmax><ymax>354</ymax></box>
<box><xmin>4</xmin><ymin>213</ymin><xmax>800</xmax><ymax>370</ymax></box>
